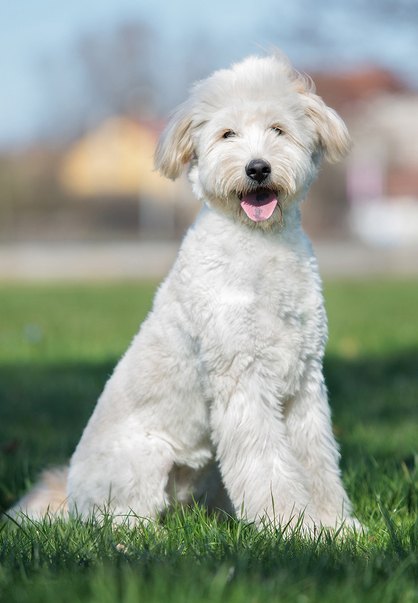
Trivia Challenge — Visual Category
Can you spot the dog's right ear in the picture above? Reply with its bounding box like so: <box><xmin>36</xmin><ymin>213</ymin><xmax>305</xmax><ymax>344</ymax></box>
<box><xmin>303</xmin><ymin>93</ymin><xmax>351</xmax><ymax>163</ymax></box>
<box><xmin>154</xmin><ymin>101</ymin><xmax>195</xmax><ymax>180</ymax></box>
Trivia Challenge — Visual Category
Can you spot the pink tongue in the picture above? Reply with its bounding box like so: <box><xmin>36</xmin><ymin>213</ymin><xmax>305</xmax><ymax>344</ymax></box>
<box><xmin>240</xmin><ymin>190</ymin><xmax>278</xmax><ymax>222</ymax></box>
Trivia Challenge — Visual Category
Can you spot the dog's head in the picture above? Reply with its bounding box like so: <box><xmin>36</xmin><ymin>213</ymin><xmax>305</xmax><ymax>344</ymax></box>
<box><xmin>155</xmin><ymin>53</ymin><xmax>350</xmax><ymax>230</ymax></box>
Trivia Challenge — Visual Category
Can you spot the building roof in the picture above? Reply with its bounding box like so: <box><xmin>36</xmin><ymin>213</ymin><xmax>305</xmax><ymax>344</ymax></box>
<box><xmin>312</xmin><ymin>67</ymin><xmax>408</xmax><ymax>113</ymax></box>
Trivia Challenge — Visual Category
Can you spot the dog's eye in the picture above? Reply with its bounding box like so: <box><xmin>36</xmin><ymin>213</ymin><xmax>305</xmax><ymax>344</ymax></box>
<box><xmin>222</xmin><ymin>130</ymin><xmax>236</xmax><ymax>139</ymax></box>
<box><xmin>271</xmin><ymin>126</ymin><xmax>283</xmax><ymax>135</ymax></box>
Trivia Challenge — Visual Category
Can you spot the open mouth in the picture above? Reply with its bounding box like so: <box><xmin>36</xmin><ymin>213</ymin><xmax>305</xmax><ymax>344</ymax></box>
<box><xmin>238</xmin><ymin>188</ymin><xmax>280</xmax><ymax>223</ymax></box>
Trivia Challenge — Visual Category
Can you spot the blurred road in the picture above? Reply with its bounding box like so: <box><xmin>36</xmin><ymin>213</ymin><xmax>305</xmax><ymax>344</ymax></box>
<box><xmin>0</xmin><ymin>241</ymin><xmax>417</xmax><ymax>281</ymax></box>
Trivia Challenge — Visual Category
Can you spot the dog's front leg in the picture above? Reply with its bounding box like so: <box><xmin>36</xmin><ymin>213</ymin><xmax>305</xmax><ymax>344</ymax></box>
<box><xmin>209</xmin><ymin>369</ymin><xmax>318</xmax><ymax>530</ymax></box>
<box><xmin>285</xmin><ymin>361</ymin><xmax>360</xmax><ymax>530</ymax></box>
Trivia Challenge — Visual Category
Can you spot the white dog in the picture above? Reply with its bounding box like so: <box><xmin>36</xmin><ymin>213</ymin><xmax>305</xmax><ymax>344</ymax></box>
<box><xmin>11</xmin><ymin>53</ymin><xmax>360</xmax><ymax>533</ymax></box>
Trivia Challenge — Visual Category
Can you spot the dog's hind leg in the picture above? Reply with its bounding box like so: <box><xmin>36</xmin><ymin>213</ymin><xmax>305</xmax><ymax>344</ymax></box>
<box><xmin>66</xmin><ymin>313</ymin><xmax>214</xmax><ymax>524</ymax></box>
<box><xmin>285</xmin><ymin>361</ymin><xmax>360</xmax><ymax>530</ymax></box>
<box><xmin>67</xmin><ymin>428</ymin><xmax>178</xmax><ymax>524</ymax></box>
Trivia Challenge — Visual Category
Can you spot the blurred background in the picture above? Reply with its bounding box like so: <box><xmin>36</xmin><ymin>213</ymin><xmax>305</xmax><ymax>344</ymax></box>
<box><xmin>1</xmin><ymin>0</ymin><xmax>418</xmax><ymax>279</ymax></box>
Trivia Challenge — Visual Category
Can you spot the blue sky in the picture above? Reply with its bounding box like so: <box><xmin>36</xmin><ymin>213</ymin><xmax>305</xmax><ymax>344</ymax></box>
<box><xmin>1</xmin><ymin>0</ymin><xmax>417</xmax><ymax>147</ymax></box>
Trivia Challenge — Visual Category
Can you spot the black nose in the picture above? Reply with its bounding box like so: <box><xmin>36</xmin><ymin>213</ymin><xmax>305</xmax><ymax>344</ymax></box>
<box><xmin>245</xmin><ymin>159</ymin><xmax>271</xmax><ymax>183</ymax></box>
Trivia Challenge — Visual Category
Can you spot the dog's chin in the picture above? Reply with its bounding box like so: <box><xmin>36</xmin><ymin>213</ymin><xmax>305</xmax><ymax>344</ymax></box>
<box><xmin>205</xmin><ymin>187</ymin><xmax>286</xmax><ymax>231</ymax></box>
<box><xmin>239</xmin><ymin>204</ymin><xmax>283</xmax><ymax>232</ymax></box>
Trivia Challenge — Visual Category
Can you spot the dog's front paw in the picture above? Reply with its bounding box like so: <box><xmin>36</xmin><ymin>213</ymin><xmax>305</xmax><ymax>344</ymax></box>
<box><xmin>258</xmin><ymin>508</ymin><xmax>322</xmax><ymax>538</ymax></box>
<box><xmin>340</xmin><ymin>517</ymin><xmax>366</xmax><ymax>534</ymax></box>
<box><xmin>321</xmin><ymin>516</ymin><xmax>366</xmax><ymax>537</ymax></box>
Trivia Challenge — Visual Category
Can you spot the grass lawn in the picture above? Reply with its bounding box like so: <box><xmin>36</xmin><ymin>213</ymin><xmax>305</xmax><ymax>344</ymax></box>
<box><xmin>0</xmin><ymin>280</ymin><xmax>417</xmax><ymax>602</ymax></box>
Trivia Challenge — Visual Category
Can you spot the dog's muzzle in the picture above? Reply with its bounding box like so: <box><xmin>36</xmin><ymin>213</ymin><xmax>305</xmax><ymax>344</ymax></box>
<box><xmin>241</xmin><ymin>159</ymin><xmax>279</xmax><ymax>222</ymax></box>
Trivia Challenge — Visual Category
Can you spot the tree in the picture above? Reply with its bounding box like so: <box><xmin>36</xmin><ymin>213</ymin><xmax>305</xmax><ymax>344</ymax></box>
<box><xmin>76</xmin><ymin>21</ymin><xmax>157</xmax><ymax>122</ymax></box>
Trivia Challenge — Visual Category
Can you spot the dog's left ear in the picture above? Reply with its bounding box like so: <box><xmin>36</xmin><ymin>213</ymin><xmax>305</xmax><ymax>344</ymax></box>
<box><xmin>304</xmin><ymin>93</ymin><xmax>351</xmax><ymax>163</ymax></box>
<box><xmin>154</xmin><ymin>101</ymin><xmax>195</xmax><ymax>180</ymax></box>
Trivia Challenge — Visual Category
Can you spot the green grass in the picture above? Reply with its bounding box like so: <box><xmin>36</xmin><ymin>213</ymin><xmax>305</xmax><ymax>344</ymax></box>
<box><xmin>0</xmin><ymin>280</ymin><xmax>417</xmax><ymax>603</ymax></box>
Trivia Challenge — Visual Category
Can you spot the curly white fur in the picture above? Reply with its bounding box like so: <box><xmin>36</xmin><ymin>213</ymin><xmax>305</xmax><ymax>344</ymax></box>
<box><xmin>10</xmin><ymin>53</ymin><xmax>361</xmax><ymax>533</ymax></box>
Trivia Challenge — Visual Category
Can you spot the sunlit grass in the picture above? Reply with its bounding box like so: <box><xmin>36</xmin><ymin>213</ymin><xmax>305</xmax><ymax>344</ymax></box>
<box><xmin>0</xmin><ymin>280</ymin><xmax>417</xmax><ymax>603</ymax></box>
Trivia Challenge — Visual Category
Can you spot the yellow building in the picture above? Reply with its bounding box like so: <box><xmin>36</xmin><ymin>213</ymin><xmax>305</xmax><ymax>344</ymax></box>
<box><xmin>59</xmin><ymin>116</ymin><xmax>195</xmax><ymax>236</ymax></box>
<box><xmin>60</xmin><ymin>117</ymin><xmax>182</xmax><ymax>199</ymax></box>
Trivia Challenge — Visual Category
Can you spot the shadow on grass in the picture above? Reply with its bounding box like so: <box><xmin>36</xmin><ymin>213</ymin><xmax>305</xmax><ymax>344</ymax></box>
<box><xmin>325</xmin><ymin>348</ymin><xmax>418</xmax><ymax>420</ymax></box>
<box><xmin>0</xmin><ymin>359</ymin><xmax>115</xmax><ymax>511</ymax></box>
<box><xmin>0</xmin><ymin>348</ymin><xmax>417</xmax><ymax>511</ymax></box>
<box><xmin>324</xmin><ymin>348</ymin><xmax>418</xmax><ymax>464</ymax></box>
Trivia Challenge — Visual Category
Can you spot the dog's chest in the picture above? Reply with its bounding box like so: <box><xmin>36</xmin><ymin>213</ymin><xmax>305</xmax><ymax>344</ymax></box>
<box><xmin>178</xmin><ymin>214</ymin><xmax>327</xmax><ymax>371</ymax></box>
<box><xmin>207</xmin><ymin>244</ymin><xmax>322</xmax><ymax>338</ymax></box>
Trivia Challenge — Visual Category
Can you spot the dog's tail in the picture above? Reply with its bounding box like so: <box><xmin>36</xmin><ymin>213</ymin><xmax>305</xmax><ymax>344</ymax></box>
<box><xmin>7</xmin><ymin>466</ymin><xmax>69</xmax><ymax>521</ymax></box>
